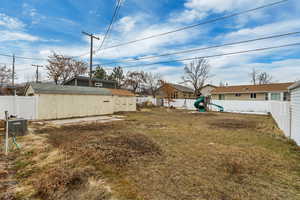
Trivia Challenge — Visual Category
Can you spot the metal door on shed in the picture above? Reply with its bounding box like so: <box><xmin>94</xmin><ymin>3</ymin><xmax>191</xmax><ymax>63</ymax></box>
<box><xmin>291</xmin><ymin>87</ymin><xmax>300</xmax><ymax>145</ymax></box>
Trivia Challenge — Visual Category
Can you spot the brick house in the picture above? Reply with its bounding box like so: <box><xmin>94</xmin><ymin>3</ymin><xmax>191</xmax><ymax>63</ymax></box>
<box><xmin>157</xmin><ymin>83</ymin><xmax>195</xmax><ymax>99</ymax></box>
<box><xmin>211</xmin><ymin>82</ymin><xmax>295</xmax><ymax>101</ymax></box>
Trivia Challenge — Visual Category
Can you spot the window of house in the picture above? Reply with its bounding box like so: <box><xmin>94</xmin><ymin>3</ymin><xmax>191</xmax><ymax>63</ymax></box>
<box><xmin>271</xmin><ymin>93</ymin><xmax>281</xmax><ymax>101</ymax></box>
<box><xmin>235</xmin><ymin>93</ymin><xmax>241</xmax><ymax>97</ymax></box>
<box><xmin>218</xmin><ymin>94</ymin><xmax>225</xmax><ymax>100</ymax></box>
<box><xmin>250</xmin><ymin>93</ymin><xmax>256</xmax><ymax>99</ymax></box>
<box><xmin>265</xmin><ymin>93</ymin><xmax>269</xmax><ymax>100</ymax></box>
<box><xmin>283</xmin><ymin>92</ymin><xmax>290</xmax><ymax>101</ymax></box>
<box><xmin>95</xmin><ymin>82</ymin><xmax>103</xmax><ymax>87</ymax></box>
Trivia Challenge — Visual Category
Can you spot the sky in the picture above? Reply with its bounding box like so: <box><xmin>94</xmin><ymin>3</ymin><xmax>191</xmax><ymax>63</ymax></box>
<box><xmin>0</xmin><ymin>0</ymin><xmax>300</xmax><ymax>85</ymax></box>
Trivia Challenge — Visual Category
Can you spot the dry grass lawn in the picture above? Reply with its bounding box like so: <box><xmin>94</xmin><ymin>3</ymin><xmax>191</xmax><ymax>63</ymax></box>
<box><xmin>1</xmin><ymin>108</ymin><xmax>300</xmax><ymax>200</ymax></box>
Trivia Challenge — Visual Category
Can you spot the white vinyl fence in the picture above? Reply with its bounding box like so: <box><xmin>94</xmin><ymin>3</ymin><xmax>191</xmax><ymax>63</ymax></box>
<box><xmin>269</xmin><ymin>101</ymin><xmax>291</xmax><ymax>138</ymax></box>
<box><xmin>0</xmin><ymin>96</ymin><xmax>37</xmax><ymax>120</ymax></box>
<box><xmin>136</xmin><ymin>97</ymin><xmax>157</xmax><ymax>105</ymax></box>
<box><xmin>210</xmin><ymin>100</ymin><xmax>270</xmax><ymax>114</ymax></box>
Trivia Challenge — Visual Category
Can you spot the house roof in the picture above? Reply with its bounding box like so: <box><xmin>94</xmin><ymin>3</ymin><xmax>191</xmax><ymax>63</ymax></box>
<box><xmin>212</xmin><ymin>82</ymin><xmax>295</xmax><ymax>94</ymax></box>
<box><xmin>27</xmin><ymin>83</ymin><xmax>111</xmax><ymax>96</ymax></box>
<box><xmin>288</xmin><ymin>81</ymin><xmax>300</xmax><ymax>90</ymax></box>
<box><xmin>200</xmin><ymin>84</ymin><xmax>217</xmax><ymax>89</ymax></box>
<box><xmin>64</xmin><ymin>76</ymin><xmax>117</xmax><ymax>84</ymax></box>
<box><xmin>108</xmin><ymin>88</ymin><xmax>135</xmax><ymax>96</ymax></box>
<box><xmin>169</xmin><ymin>83</ymin><xmax>194</xmax><ymax>93</ymax></box>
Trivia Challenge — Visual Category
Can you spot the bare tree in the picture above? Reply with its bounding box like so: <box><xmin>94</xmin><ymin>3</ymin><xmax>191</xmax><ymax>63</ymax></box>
<box><xmin>70</xmin><ymin>60</ymin><xmax>88</xmax><ymax>77</ymax></box>
<box><xmin>125</xmin><ymin>71</ymin><xmax>146</xmax><ymax>94</ymax></box>
<box><xmin>249</xmin><ymin>68</ymin><xmax>272</xmax><ymax>85</ymax></box>
<box><xmin>145</xmin><ymin>72</ymin><xmax>162</xmax><ymax>98</ymax></box>
<box><xmin>249</xmin><ymin>68</ymin><xmax>258</xmax><ymax>85</ymax></box>
<box><xmin>0</xmin><ymin>65</ymin><xmax>12</xmax><ymax>87</ymax></box>
<box><xmin>182</xmin><ymin>58</ymin><xmax>210</xmax><ymax>95</ymax></box>
<box><xmin>257</xmin><ymin>72</ymin><xmax>272</xmax><ymax>85</ymax></box>
<box><xmin>46</xmin><ymin>53</ymin><xmax>87</xmax><ymax>84</ymax></box>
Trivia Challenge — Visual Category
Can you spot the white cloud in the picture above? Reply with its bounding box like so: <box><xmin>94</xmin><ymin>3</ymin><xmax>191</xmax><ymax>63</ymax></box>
<box><xmin>184</xmin><ymin>0</ymin><xmax>267</xmax><ymax>13</ymax></box>
<box><xmin>0</xmin><ymin>13</ymin><xmax>25</xmax><ymax>29</ymax></box>
<box><xmin>170</xmin><ymin>9</ymin><xmax>207</xmax><ymax>24</ymax></box>
<box><xmin>116</xmin><ymin>16</ymin><xmax>137</xmax><ymax>32</ymax></box>
<box><xmin>0</xmin><ymin>30</ymin><xmax>40</xmax><ymax>42</ymax></box>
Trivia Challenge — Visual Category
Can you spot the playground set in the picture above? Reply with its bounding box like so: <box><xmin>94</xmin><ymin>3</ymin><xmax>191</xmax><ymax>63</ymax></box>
<box><xmin>194</xmin><ymin>96</ymin><xmax>224</xmax><ymax>112</ymax></box>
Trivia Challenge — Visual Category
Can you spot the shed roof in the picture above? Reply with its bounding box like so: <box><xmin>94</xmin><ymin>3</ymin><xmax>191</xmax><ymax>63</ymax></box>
<box><xmin>212</xmin><ymin>82</ymin><xmax>294</xmax><ymax>94</ymax></box>
<box><xmin>288</xmin><ymin>81</ymin><xmax>300</xmax><ymax>90</ymax></box>
<box><xmin>108</xmin><ymin>88</ymin><xmax>135</xmax><ymax>96</ymax></box>
<box><xmin>169</xmin><ymin>83</ymin><xmax>194</xmax><ymax>93</ymax></box>
<box><xmin>64</xmin><ymin>76</ymin><xmax>117</xmax><ymax>84</ymax></box>
<box><xmin>27</xmin><ymin>83</ymin><xmax>111</xmax><ymax>95</ymax></box>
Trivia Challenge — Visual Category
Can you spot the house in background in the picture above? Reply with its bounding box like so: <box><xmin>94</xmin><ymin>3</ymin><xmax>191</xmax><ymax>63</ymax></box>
<box><xmin>211</xmin><ymin>82</ymin><xmax>294</xmax><ymax>101</ymax></box>
<box><xmin>157</xmin><ymin>83</ymin><xmax>195</xmax><ymax>99</ymax></box>
<box><xmin>199</xmin><ymin>84</ymin><xmax>217</xmax><ymax>97</ymax></box>
<box><xmin>63</xmin><ymin>76</ymin><xmax>117</xmax><ymax>88</ymax></box>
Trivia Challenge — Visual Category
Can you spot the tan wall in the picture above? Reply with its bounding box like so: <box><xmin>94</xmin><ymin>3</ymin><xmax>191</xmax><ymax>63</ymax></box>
<box><xmin>211</xmin><ymin>93</ymin><xmax>266</xmax><ymax>101</ymax></box>
<box><xmin>200</xmin><ymin>86</ymin><xmax>215</xmax><ymax>96</ymax></box>
<box><xmin>113</xmin><ymin>96</ymin><xmax>136</xmax><ymax>112</ymax></box>
<box><xmin>37</xmin><ymin>94</ymin><xmax>114</xmax><ymax>120</ymax></box>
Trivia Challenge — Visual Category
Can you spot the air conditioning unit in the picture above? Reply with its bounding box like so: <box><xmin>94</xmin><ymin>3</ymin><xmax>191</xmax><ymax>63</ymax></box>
<box><xmin>7</xmin><ymin>119</ymin><xmax>28</xmax><ymax>136</ymax></box>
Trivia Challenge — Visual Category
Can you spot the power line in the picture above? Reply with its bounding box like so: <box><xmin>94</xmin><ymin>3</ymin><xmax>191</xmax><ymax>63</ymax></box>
<box><xmin>97</xmin><ymin>0</ymin><xmax>288</xmax><ymax>51</ymax></box>
<box><xmin>0</xmin><ymin>0</ymin><xmax>288</xmax><ymax>62</ymax></box>
<box><xmin>107</xmin><ymin>42</ymin><xmax>300</xmax><ymax>68</ymax></box>
<box><xmin>32</xmin><ymin>64</ymin><xmax>43</xmax><ymax>83</ymax></box>
<box><xmin>100</xmin><ymin>31</ymin><xmax>300</xmax><ymax>65</ymax></box>
<box><xmin>96</xmin><ymin>0</ymin><xmax>122</xmax><ymax>53</ymax></box>
<box><xmin>0</xmin><ymin>53</ymin><xmax>47</xmax><ymax>61</ymax></box>
<box><xmin>73</xmin><ymin>0</ymin><xmax>122</xmax><ymax>58</ymax></box>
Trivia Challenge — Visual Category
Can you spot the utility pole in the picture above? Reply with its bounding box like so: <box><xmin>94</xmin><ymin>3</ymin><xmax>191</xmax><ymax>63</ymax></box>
<box><xmin>12</xmin><ymin>54</ymin><xmax>16</xmax><ymax>95</ymax></box>
<box><xmin>82</xmin><ymin>31</ymin><xmax>100</xmax><ymax>87</ymax></box>
<box><xmin>32</xmin><ymin>64</ymin><xmax>43</xmax><ymax>83</ymax></box>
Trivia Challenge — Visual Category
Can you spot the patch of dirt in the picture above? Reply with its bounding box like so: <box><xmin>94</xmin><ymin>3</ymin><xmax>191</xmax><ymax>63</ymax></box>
<box><xmin>34</xmin><ymin>166</ymin><xmax>111</xmax><ymax>200</ymax></box>
<box><xmin>209</xmin><ymin>119</ymin><xmax>257</xmax><ymax>129</ymax></box>
<box><xmin>82</xmin><ymin>133</ymin><xmax>162</xmax><ymax>167</ymax></box>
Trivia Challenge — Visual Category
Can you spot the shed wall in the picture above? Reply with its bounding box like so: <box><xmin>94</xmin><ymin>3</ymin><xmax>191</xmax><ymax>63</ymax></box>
<box><xmin>37</xmin><ymin>94</ymin><xmax>114</xmax><ymax>120</ymax></box>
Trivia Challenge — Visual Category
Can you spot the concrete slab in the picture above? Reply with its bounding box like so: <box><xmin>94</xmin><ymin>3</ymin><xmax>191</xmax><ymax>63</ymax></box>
<box><xmin>48</xmin><ymin>116</ymin><xmax>124</xmax><ymax>126</ymax></box>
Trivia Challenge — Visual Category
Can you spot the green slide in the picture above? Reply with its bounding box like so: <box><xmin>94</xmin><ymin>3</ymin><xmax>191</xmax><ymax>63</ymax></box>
<box><xmin>194</xmin><ymin>96</ymin><xmax>206</xmax><ymax>112</ymax></box>
<box><xmin>194</xmin><ymin>96</ymin><xmax>224</xmax><ymax>112</ymax></box>
<box><xmin>209</xmin><ymin>103</ymin><xmax>224</xmax><ymax>112</ymax></box>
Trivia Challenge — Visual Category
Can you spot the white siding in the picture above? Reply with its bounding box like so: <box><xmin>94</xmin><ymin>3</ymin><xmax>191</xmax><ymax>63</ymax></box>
<box><xmin>291</xmin><ymin>87</ymin><xmax>300</xmax><ymax>145</ymax></box>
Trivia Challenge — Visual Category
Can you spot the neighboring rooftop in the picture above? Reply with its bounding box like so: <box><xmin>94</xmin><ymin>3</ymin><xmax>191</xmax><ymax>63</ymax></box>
<box><xmin>169</xmin><ymin>83</ymin><xmax>194</xmax><ymax>93</ymax></box>
<box><xmin>64</xmin><ymin>76</ymin><xmax>117</xmax><ymax>84</ymax></box>
<box><xmin>212</xmin><ymin>82</ymin><xmax>295</xmax><ymax>94</ymax></box>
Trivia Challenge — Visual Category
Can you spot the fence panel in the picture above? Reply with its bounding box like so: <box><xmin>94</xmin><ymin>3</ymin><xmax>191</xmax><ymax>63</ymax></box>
<box><xmin>210</xmin><ymin>100</ymin><xmax>270</xmax><ymax>114</ymax></box>
<box><xmin>0</xmin><ymin>96</ymin><xmax>37</xmax><ymax>120</ymax></box>
<box><xmin>136</xmin><ymin>97</ymin><xmax>157</xmax><ymax>105</ymax></box>
<box><xmin>269</xmin><ymin>101</ymin><xmax>291</xmax><ymax>138</ymax></box>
